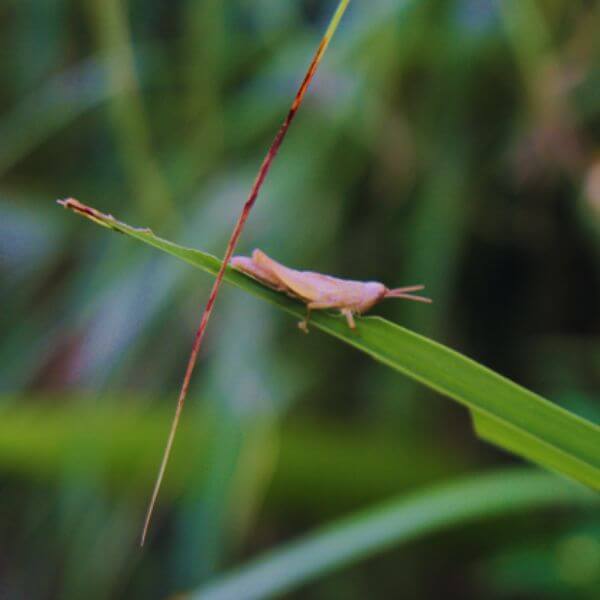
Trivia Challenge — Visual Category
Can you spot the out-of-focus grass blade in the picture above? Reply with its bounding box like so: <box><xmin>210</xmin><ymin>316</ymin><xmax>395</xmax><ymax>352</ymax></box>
<box><xmin>0</xmin><ymin>400</ymin><xmax>472</xmax><ymax>507</ymax></box>
<box><xmin>0</xmin><ymin>55</ymin><xmax>139</xmax><ymax>176</ymax></box>
<box><xmin>57</xmin><ymin>199</ymin><xmax>600</xmax><ymax>490</ymax></box>
<box><xmin>191</xmin><ymin>469</ymin><xmax>597</xmax><ymax>600</ymax></box>
<box><xmin>87</xmin><ymin>0</ymin><xmax>173</xmax><ymax>222</ymax></box>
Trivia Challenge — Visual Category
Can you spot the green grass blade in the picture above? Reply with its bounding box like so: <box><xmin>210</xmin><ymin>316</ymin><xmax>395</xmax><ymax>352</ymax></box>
<box><xmin>472</xmin><ymin>412</ymin><xmax>599</xmax><ymax>489</ymax></box>
<box><xmin>191</xmin><ymin>469</ymin><xmax>597</xmax><ymax>600</ymax></box>
<box><xmin>57</xmin><ymin>200</ymin><xmax>600</xmax><ymax>490</ymax></box>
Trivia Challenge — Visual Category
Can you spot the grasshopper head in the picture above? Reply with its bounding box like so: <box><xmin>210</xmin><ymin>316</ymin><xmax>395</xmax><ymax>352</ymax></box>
<box><xmin>357</xmin><ymin>282</ymin><xmax>387</xmax><ymax>313</ymax></box>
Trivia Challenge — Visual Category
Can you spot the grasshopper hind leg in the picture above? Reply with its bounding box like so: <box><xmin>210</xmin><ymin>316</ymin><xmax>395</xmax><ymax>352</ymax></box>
<box><xmin>298</xmin><ymin>299</ymin><xmax>340</xmax><ymax>333</ymax></box>
<box><xmin>298</xmin><ymin>300</ymin><xmax>357</xmax><ymax>333</ymax></box>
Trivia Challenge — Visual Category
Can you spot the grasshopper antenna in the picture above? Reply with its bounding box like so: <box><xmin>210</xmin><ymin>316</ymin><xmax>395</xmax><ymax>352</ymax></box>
<box><xmin>385</xmin><ymin>286</ymin><xmax>432</xmax><ymax>304</ymax></box>
<box><xmin>140</xmin><ymin>0</ymin><xmax>352</xmax><ymax>547</ymax></box>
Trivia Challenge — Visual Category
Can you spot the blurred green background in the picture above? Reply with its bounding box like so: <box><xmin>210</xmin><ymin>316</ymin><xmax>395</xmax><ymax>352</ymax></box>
<box><xmin>1</xmin><ymin>0</ymin><xmax>599</xmax><ymax>598</ymax></box>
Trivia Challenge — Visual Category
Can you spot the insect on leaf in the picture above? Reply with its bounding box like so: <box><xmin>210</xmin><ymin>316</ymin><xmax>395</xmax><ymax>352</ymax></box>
<box><xmin>232</xmin><ymin>249</ymin><xmax>431</xmax><ymax>331</ymax></box>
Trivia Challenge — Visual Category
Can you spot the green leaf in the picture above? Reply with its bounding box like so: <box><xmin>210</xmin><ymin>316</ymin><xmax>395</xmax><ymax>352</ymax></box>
<box><xmin>192</xmin><ymin>469</ymin><xmax>598</xmax><ymax>600</ymax></box>
<box><xmin>58</xmin><ymin>200</ymin><xmax>600</xmax><ymax>490</ymax></box>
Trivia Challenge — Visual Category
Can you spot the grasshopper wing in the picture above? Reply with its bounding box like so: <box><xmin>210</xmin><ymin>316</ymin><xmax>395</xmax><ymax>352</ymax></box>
<box><xmin>252</xmin><ymin>250</ymin><xmax>341</xmax><ymax>302</ymax></box>
<box><xmin>231</xmin><ymin>255</ymin><xmax>283</xmax><ymax>289</ymax></box>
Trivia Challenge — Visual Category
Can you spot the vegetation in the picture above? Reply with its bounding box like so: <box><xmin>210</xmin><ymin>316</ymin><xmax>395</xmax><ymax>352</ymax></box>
<box><xmin>1</xmin><ymin>1</ymin><xmax>599</xmax><ymax>598</ymax></box>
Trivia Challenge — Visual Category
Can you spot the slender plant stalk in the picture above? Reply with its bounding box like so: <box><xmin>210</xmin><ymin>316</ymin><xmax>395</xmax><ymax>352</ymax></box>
<box><xmin>139</xmin><ymin>0</ymin><xmax>351</xmax><ymax>546</ymax></box>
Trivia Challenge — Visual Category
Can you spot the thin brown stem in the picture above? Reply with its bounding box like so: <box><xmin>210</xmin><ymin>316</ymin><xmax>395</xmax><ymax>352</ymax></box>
<box><xmin>140</xmin><ymin>0</ymin><xmax>351</xmax><ymax>546</ymax></box>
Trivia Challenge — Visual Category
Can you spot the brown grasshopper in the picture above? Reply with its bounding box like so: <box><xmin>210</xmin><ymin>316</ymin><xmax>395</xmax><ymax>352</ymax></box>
<box><xmin>232</xmin><ymin>249</ymin><xmax>431</xmax><ymax>332</ymax></box>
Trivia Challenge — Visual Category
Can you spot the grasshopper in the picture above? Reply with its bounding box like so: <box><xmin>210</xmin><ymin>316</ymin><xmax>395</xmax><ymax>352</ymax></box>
<box><xmin>232</xmin><ymin>249</ymin><xmax>431</xmax><ymax>332</ymax></box>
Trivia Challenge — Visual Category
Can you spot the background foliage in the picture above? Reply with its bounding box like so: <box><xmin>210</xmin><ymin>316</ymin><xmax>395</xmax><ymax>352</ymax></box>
<box><xmin>1</xmin><ymin>1</ymin><xmax>599</xmax><ymax>599</ymax></box>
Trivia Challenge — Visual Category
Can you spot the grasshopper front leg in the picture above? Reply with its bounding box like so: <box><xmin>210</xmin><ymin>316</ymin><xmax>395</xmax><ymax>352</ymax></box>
<box><xmin>340</xmin><ymin>308</ymin><xmax>356</xmax><ymax>329</ymax></box>
<box><xmin>298</xmin><ymin>306</ymin><xmax>312</xmax><ymax>334</ymax></box>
